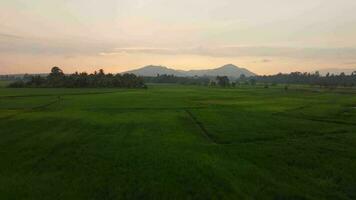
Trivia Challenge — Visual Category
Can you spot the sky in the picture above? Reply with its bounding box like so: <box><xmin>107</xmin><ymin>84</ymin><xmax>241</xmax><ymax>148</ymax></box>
<box><xmin>1</xmin><ymin>0</ymin><xmax>356</xmax><ymax>75</ymax></box>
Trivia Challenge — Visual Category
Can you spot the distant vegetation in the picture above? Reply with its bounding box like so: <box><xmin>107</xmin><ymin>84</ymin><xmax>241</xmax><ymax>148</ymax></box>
<box><xmin>144</xmin><ymin>71</ymin><xmax>356</xmax><ymax>88</ymax></box>
<box><xmin>4</xmin><ymin>66</ymin><xmax>356</xmax><ymax>88</ymax></box>
<box><xmin>143</xmin><ymin>74</ymin><xmax>234</xmax><ymax>87</ymax></box>
<box><xmin>8</xmin><ymin>67</ymin><xmax>146</xmax><ymax>88</ymax></box>
<box><xmin>253</xmin><ymin>71</ymin><xmax>356</xmax><ymax>87</ymax></box>
<box><xmin>143</xmin><ymin>74</ymin><xmax>211</xmax><ymax>85</ymax></box>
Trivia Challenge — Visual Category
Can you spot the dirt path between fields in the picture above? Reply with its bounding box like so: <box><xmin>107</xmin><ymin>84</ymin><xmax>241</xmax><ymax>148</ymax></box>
<box><xmin>185</xmin><ymin>109</ymin><xmax>221</xmax><ymax>145</ymax></box>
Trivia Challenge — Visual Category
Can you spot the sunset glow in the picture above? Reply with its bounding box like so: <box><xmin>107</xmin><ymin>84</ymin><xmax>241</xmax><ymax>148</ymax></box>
<box><xmin>1</xmin><ymin>0</ymin><xmax>356</xmax><ymax>74</ymax></box>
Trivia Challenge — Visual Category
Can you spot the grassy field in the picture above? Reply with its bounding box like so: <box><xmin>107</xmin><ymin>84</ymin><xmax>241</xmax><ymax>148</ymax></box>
<box><xmin>1</xmin><ymin>84</ymin><xmax>356</xmax><ymax>199</ymax></box>
<box><xmin>0</xmin><ymin>80</ymin><xmax>11</xmax><ymax>88</ymax></box>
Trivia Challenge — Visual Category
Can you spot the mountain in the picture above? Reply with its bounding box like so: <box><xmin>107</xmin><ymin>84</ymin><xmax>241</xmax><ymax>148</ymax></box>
<box><xmin>124</xmin><ymin>64</ymin><xmax>256</xmax><ymax>77</ymax></box>
<box><xmin>187</xmin><ymin>64</ymin><xmax>256</xmax><ymax>77</ymax></box>
<box><xmin>125</xmin><ymin>65</ymin><xmax>187</xmax><ymax>77</ymax></box>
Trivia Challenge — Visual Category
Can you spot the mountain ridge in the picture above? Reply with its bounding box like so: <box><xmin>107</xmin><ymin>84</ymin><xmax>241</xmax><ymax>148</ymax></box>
<box><xmin>124</xmin><ymin>64</ymin><xmax>256</xmax><ymax>77</ymax></box>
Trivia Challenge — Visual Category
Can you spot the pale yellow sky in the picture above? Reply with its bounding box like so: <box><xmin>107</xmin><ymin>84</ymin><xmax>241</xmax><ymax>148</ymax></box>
<box><xmin>1</xmin><ymin>0</ymin><xmax>356</xmax><ymax>74</ymax></box>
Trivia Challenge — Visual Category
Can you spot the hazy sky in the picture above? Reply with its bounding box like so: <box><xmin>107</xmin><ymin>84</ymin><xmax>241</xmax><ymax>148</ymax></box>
<box><xmin>1</xmin><ymin>0</ymin><xmax>356</xmax><ymax>74</ymax></box>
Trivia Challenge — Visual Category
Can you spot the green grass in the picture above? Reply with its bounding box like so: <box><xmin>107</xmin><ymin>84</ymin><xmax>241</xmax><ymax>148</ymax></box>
<box><xmin>1</xmin><ymin>85</ymin><xmax>356</xmax><ymax>199</ymax></box>
<box><xmin>0</xmin><ymin>80</ymin><xmax>12</xmax><ymax>88</ymax></box>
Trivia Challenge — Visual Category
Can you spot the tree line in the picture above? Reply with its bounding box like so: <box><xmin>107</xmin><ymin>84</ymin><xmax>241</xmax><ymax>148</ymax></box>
<box><xmin>141</xmin><ymin>71</ymin><xmax>356</xmax><ymax>88</ymax></box>
<box><xmin>251</xmin><ymin>71</ymin><xmax>356</xmax><ymax>87</ymax></box>
<box><xmin>9</xmin><ymin>67</ymin><xmax>146</xmax><ymax>88</ymax></box>
<box><xmin>6</xmin><ymin>67</ymin><xmax>356</xmax><ymax>88</ymax></box>
<box><xmin>143</xmin><ymin>74</ymin><xmax>211</xmax><ymax>85</ymax></box>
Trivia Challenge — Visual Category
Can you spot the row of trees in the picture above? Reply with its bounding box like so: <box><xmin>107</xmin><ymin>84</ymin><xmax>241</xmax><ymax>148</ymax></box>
<box><xmin>252</xmin><ymin>71</ymin><xmax>356</xmax><ymax>87</ymax></box>
<box><xmin>0</xmin><ymin>75</ymin><xmax>23</xmax><ymax>81</ymax></box>
<box><xmin>210</xmin><ymin>76</ymin><xmax>230</xmax><ymax>87</ymax></box>
<box><xmin>7</xmin><ymin>67</ymin><xmax>356</xmax><ymax>88</ymax></box>
<box><xmin>143</xmin><ymin>74</ymin><xmax>211</xmax><ymax>85</ymax></box>
<box><xmin>9</xmin><ymin>67</ymin><xmax>146</xmax><ymax>88</ymax></box>
<box><xmin>144</xmin><ymin>74</ymin><xmax>235</xmax><ymax>87</ymax></box>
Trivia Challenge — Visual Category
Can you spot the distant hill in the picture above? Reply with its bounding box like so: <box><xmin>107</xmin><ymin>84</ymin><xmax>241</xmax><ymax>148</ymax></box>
<box><xmin>125</xmin><ymin>65</ymin><xmax>187</xmax><ymax>77</ymax></box>
<box><xmin>186</xmin><ymin>64</ymin><xmax>256</xmax><ymax>77</ymax></box>
<box><xmin>124</xmin><ymin>64</ymin><xmax>256</xmax><ymax>77</ymax></box>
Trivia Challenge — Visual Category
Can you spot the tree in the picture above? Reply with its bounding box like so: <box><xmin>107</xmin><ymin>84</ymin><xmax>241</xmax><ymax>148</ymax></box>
<box><xmin>216</xmin><ymin>76</ymin><xmax>230</xmax><ymax>87</ymax></box>
<box><xmin>9</xmin><ymin>67</ymin><xmax>146</xmax><ymax>89</ymax></box>
<box><xmin>239</xmin><ymin>74</ymin><xmax>246</xmax><ymax>81</ymax></box>
<box><xmin>249</xmin><ymin>79</ymin><xmax>256</xmax><ymax>86</ymax></box>
<box><xmin>315</xmin><ymin>71</ymin><xmax>320</xmax><ymax>77</ymax></box>
<box><xmin>251</xmin><ymin>71</ymin><xmax>356</xmax><ymax>87</ymax></box>
<box><xmin>98</xmin><ymin>69</ymin><xmax>105</xmax><ymax>76</ymax></box>
<box><xmin>209</xmin><ymin>80</ymin><xmax>216</xmax><ymax>87</ymax></box>
<box><xmin>29</xmin><ymin>75</ymin><xmax>45</xmax><ymax>87</ymax></box>
<box><xmin>50</xmin><ymin>66</ymin><xmax>64</xmax><ymax>76</ymax></box>
<box><xmin>48</xmin><ymin>66</ymin><xmax>65</xmax><ymax>87</ymax></box>
<box><xmin>8</xmin><ymin>81</ymin><xmax>25</xmax><ymax>88</ymax></box>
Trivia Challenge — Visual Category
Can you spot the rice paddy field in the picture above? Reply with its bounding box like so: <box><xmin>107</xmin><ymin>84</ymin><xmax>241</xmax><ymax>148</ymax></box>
<box><xmin>1</xmin><ymin>84</ymin><xmax>356</xmax><ymax>199</ymax></box>
<box><xmin>0</xmin><ymin>80</ymin><xmax>12</xmax><ymax>88</ymax></box>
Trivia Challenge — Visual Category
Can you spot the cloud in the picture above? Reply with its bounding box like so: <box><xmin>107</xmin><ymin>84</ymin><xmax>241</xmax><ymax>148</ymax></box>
<box><xmin>0</xmin><ymin>32</ymin><xmax>24</xmax><ymax>40</ymax></box>
<box><xmin>99</xmin><ymin>46</ymin><xmax>356</xmax><ymax>60</ymax></box>
<box><xmin>0</xmin><ymin>33</ymin><xmax>115</xmax><ymax>56</ymax></box>
<box><xmin>99</xmin><ymin>47</ymin><xmax>176</xmax><ymax>56</ymax></box>
<box><xmin>260</xmin><ymin>59</ymin><xmax>272</xmax><ymax>63</ymax></box>
<box><xmin>343</xmin><ymin>61</ymin><xmax>356</xmax><ymax>65</ymax></box>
